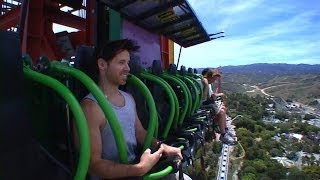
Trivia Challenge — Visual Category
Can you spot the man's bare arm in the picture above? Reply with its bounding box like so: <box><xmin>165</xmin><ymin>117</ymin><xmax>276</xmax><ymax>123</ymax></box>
<box><xmin>202</xmin><ymin>78</ymin><xmax>209</xmax><ymax>100</ymax></box>
<box><xmin>133</xmin><ymin>100</ymin><xmax>182</xmax><ymax>160</ymax></box>
<box><xmin>81</xmin><ymin>100</ymin><xmax>161</xmax><ymax>178</ymax></box>
<box><xmin>135</xmin><ymin>113</ymin><xmax>148</xmax><ymax>146</ymax></box>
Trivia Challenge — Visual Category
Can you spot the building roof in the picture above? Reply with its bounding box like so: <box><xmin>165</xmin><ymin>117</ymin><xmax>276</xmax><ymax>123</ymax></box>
<box><xmin>101</xmin><ymin>0</ymin><xmax>215</xmax><ymax>47</ymax></box>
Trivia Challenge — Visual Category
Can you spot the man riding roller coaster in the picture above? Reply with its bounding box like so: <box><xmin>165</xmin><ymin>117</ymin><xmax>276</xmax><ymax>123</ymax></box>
<box><xmin>201</xmin><ymin>68</ymin><xmax>236</xmax><ymax>145</ymax></box>
<box><xmin>79</xmin><ymin>39</ymin><xmax>191</xmax><ymax>179</ymax></box>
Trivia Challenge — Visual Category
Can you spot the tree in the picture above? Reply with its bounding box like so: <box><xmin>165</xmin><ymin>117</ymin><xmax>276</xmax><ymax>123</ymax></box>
<box><xmin>265</xmin><ymin>124</ymin><xmax>276</xmax><ymax>131</ymax></box>
<box><xmin>275</xmin><ymin>111</ymin><xmax>289</xmax><ymax>120</ymax></box>
<box><xmin>246</xmin><ymin>146</ymin><xmax>267</xmax><ymax>160</ymax></box>
<box><xmin>241</xmin><ymin>137</ymin><xmax>255</xmax><ymax>151</ymax></box>
<box><xmin>302</xmin><ymin>144</ymin><xmax>313</xmax><ymax>153</ymax></box>
<box><xmin>312</xmin><ymin>144</ymin><xmax>320</xmax><ymax>154</ymax></box>
<box><xmin>277</xmin><ymin>122</ymin><xmax>292</xmax><ymax>133</ymax></box>
<box><xmin>303</xmin><ymin>114</ymin><xmax>316</xmax><ymax>120</ymax></box>
<box><xmin>235</xmin><ymin>117</ymin><xmax>256</xmax><ymax>132</ymax></box>
<box><xmin>242</xmin><ymin>173</ymin><xmax>257</xmax><ymax>180</ymax></box>
<box><xmin>270</xmin><ymin>148</ymin><xmax>283</xmax><ymax>157</ymax></box>
<box><xmin>234</xmin><ymin>144</ymin><xmax>243</xmax><ymax>157</ymax></box>
<box><xmin>286</xmin><ymin>152</ymin><xmax>297</xmax><ymax>161</ymax></box>
<box><xmin>286</xmin><ymin>99</ymin><xmax>293</xmax><ymax>103</ymax></box>
<box><xmin>211</xmin><ymin>141</ymin><xmax>222</xmax><ymax>154</ymax></box>
<box><xmin>259</xmin><ymin>130</ymin><xmax>275</xmax><ymax>140</ymax></box>
<box><xmin>237</xmin><ymin>127</ymin><xmax>253</xmax><ymax>138</ymax></box>
<box><xmin>303</xmin><ymin>165</ymin><xmax>320</xmax><ymax>180</ymax></box>
<box><xmin>254</xmin><ymin>125</ymin><xmax>264</xmax><ymax>133</ymax></box>
<box><xmin>243</xmin><ymin>166</ymin><xmax>257</xmax><ymax>177</ymax></box>
<box><xmin>252</xmin><ymin>159</ymin><xmax>267</xmax><ymax>173</ymax></box>
<box><xmin>288</xmin><ymin>167</ymin><xmax>311</xmax><ymax>180</ymax></box>
<box><xmin>265</xmin><ymin>159</ymin><xmax>286</xmax><ymax>179</ymax></box>
<box><xmin>310</xmin><ymin>154</ymin><xmax>316</xmax><ymax>165</ymax></box>
<box><xmin>302</xmin><ymin>156</ymin><xmax>311</xmax><ymax>166</ymax></box>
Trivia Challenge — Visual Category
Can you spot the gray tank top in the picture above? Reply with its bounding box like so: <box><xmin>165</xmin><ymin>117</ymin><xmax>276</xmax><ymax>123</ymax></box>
<box><xmin>84</xmin><ymin>90</ymin><xmax>138</xmax><ymax>164</ymax></box>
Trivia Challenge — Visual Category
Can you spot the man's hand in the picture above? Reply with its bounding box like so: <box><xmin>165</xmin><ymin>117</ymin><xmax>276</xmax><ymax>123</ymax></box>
<box><xmin>211</xmin><ymin>92</ymin><xmax>224</xmax><ymax>98</ymax></box>
<box><xmin>161</xmin><ymin>144</ymin><xmax>183</xmax><ymax>160</ymax></box>
<box><xmin>138</xmin><ymin>146</ymin><xmax>164</xmax><ymax>175</ymax></box>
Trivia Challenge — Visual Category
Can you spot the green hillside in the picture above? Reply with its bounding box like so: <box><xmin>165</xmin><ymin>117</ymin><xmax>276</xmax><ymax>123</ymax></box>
<box><xmin>208</xmin><ymin>64</ymin><xmax>320</xmax><ymax>105</ymax></box>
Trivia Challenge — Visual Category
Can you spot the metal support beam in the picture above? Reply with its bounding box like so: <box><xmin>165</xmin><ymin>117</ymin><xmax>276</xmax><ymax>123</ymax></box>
<box><xmin>150</xmin><ymin>13</ymin><xmax>193</xmax><ymax>32</ymax></box>
<box><xmin>135</xmin><ymin>0</ymin><xmax>184</xmax><ymax>20</ymax></box>
<box><xmin>0</xmin><ymin>6</ymin><xmax>21</xmax><ymax>30</ymax></box>
<box><xmin>47</xmin><ymin>6</ymin><xmax>86</xmax><ymax>31</ymax></box>
<box><xmin>163</xmin><ymin>22</ymin><xmax>195</xmax><ymax>36</ymax></box>
<box><xmin>86</xmin><ymin>0</ymin><xmax>95</xmax><ymax>45</ymax></box>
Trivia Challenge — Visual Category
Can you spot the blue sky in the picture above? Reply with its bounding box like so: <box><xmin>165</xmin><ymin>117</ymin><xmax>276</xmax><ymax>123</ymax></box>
<box><xmin>174</xmin><ymin>0</ymin><xmax>320</xmax><ymax>68</ymax></box>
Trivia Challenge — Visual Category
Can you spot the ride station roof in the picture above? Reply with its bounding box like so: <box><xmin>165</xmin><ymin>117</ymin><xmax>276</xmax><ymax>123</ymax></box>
<box><xmin>101</xmin><ymin>0</ymin><xmax>211</xmax><ymax>48</ymax></box>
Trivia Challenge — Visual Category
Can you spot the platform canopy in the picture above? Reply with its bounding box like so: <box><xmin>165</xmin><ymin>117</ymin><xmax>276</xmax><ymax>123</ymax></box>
<box><xmin>101</xmin><ymin>0</ymin><xmax>212</xmax><ymax>47</ymax></box>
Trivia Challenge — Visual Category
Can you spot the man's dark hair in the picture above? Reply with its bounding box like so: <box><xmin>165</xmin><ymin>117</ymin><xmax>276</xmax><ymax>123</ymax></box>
<box><xmin>97</xmin><ymin>39</ymin><xmax>140</xmax><ymax>62</ymax></box>
<box><xmin>87</xmin><ymin>39</ymin><xmax>140</xmax><ymax>83</ymax></box>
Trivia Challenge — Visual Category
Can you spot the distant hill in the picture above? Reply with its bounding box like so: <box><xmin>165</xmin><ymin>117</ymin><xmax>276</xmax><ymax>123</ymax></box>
<box><xmin>197</xmin><ymin>63</ymin><xmax>320</xmax><ymax>106</ymax></box>
<box><xmin>221</xmin><ymin>63</ymin><xmax>320</xmax><ymax>75</ymax></box>
<box><xmin>198</xmin><ymin>63</ymin><xmax>320</xmax><ymax>75</ymax></box>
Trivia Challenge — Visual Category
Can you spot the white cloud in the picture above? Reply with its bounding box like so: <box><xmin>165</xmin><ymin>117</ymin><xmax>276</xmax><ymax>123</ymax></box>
<box><xmin>175</xmin><ymin>0</ymin><xmax>320</xmax><ymax>68</ymax></box>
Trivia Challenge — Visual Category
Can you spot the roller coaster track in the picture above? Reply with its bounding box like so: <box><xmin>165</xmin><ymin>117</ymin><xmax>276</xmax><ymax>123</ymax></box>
<box><xmin>217</xmin><ymin>144</ymin><xmax>231</xmax><ymax>180</ymax></box>
<box><xmin>216</xmin><ymin>115</ymin><xmax>242</xmax><ymax>180</ymax></box>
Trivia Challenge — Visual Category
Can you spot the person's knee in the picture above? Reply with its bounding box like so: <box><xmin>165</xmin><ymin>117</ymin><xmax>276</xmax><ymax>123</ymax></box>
<box><xmin>218</xmin><ymin>109</ymin><xmax>226</xmax><ymax>116</ymax></box>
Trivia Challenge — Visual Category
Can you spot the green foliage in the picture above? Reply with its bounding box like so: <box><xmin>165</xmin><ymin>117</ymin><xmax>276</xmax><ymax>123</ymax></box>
<box><xmin>275</xmin><ymin>110</ymin><xmax>289</xmax><ymax>120</ymax></box>
<box><xmin>303</xmin><ymin>165</ymin><xmax>320</xmax><ymax>180</ymax></box>
<box><xmin>312</xmin><ymin>144</ymin><xmax>320</xmax><ymax>153</ymax></box>
<box><xmin>234</xmin><ymin>144</ymin><xmax>243</xmax><ymax>157</ymax></box>
<box><xmin>269</xmin><ymin>148</ymin><xmax>284</xmax><ymax>157</ymax></box>
<box><xmin>277</xmin><ymin>122</ymin><xmax>292</xmax><ymax>133</ymax></box>
<box><xmin>265</xmin><ymin>159</ymin><xmax>287</xmax><ymax>179</ymax></box>
<box><xmin>304</xmin><ymin>113</ymin><xmax>317</xmax><ymax>120</ymax></box>
<box><xmin>254</xmin><ymin>124</ymin><xmax>264</xmax><ymax>133</ymax></box>
<box><xmin>246</xmin><ymin>146</ymin><xmax>268</xmax><ymax>160</ymax></box>
<box><xmin>264</xmin><ymin>124</ymin><xmax>276</xmax><ymax>131</ymax></box>
<box><xmin>258</xmin><ymin>130</ymin><xmax>275</xmax><ymax>140</ymax></box>
<box><xmin>234</xmin><ymin>117</ymin><xmax>256</xmax><ymax>132</ymax></box>
<box><xmin>240</xmin><ymin>137</ymin><xmax>255</xmax><ymax>151</ymax></box>
<box><xmin>237</xmin><ymin>127</ymin><xmax>253</xmax><ymax>138</ymax></box>
<box><xmin>226</xmin><ymin>93</ymin><xmax>268</xmax><ymax>121</ymax></box>
<box><xmin>188</xmin><ymin>141</ymin><xmax>221</xmax><ymax>180</ymax></box>
<box><xmin>288</xmin><ymin>167</ymin><xmax>312</xmax><ymax>180</ymax></box>
<box><xmin>286</xmin><ymin>152</ymin><xmax>298</xmax><ymax>161</ymax></box>
<box><xmin>211</xmin><ymin>141</ymin><xmax>222</xmax><ymax>154</ymax></box>
<box><xmin>243</xmin><ymin>166</ymin><xmax>257</xmax><ymax>175</ymax></box>
<box><xmin>225</xmin><ymin>92</ymin><xmax>320</xmax><ymax>180</ymax></box>
<box><xmin>252</xmin><ymin>159</ymin><xmax>267</xmax><ymax>173</ymax></box>
<box><xmin>308</xmin><ymin>100</ymin><xmax>319</xmax><ymax>106</ymax></box>
<box><xmin>285</xmin><ymin>141</ymin><xmax>303</xmax><ymax>152</ymax></box>
<box><xmin>242</xmin><ymin>173</ymin><xmax>257</xmax><ymax>180</ymax></box>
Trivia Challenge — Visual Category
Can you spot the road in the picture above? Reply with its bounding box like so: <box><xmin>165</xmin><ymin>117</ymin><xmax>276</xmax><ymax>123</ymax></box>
<box><xmin>248</xmin><ymin>83</ymin><xmax>295</xmax><ymax>97</ymax></box>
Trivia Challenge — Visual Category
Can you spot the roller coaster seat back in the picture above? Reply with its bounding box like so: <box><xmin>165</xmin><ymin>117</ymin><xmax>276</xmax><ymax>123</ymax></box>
<box><xmin>150</xmin><ymin>59</ymin><xmax>175</xmax><ymax>135</ymax></box>
<box><xmin>124</xmin><ymin>55</ymin><xmax>150</xmax><ymax>133</ymax></box>
<box><xmin>180</xmin><ymin>65</ymin><xmax>187</xmax><ymax>76</ymax></box>
<box><xmin>126</xmin><ymin>56</ymin><xmax>185</xmax><ymax>177</ymax></box>
<box><xmin>151</xmin><ymin>59</ymin><xmax>163</xmax><ymax>76</ymax></box>
<box><xmin>1</xmin><ymin>31</ymin><xmax>71</xmax><ymax>179</ymax></box>
<box><xmin>169</xmin><ymin>63</ymin><xmax>178</xmax><ymax>75</ymax></box>
<box><xmin>73</xmin><ymin>45</ymin><xmax>96</xmax><ymax>100</ymax></box>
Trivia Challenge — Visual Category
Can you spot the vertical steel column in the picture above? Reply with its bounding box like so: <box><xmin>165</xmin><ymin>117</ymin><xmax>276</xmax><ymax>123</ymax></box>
<box><xmin>86</xmin><ymin>0</ymin><xmax>95</xmax><ymax>45</ymax></box>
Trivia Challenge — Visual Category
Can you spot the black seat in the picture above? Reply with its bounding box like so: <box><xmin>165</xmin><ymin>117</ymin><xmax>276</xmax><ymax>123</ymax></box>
<box><xmin>1</xmin><ymin>31</ymin><xmax>70</xmax><ymax>180</ymax></box>
<box><xmin>73</xmin><ymin>45</ymin><xmax>96</xmax><ymax>100</ymax></box>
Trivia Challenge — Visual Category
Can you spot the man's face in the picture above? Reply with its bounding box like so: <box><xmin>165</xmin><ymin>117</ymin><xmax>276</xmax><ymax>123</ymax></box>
<box><xmin>105</xmin><ymin>50</ymin><xmax>130</xmax><ymax>86</ymax></box>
